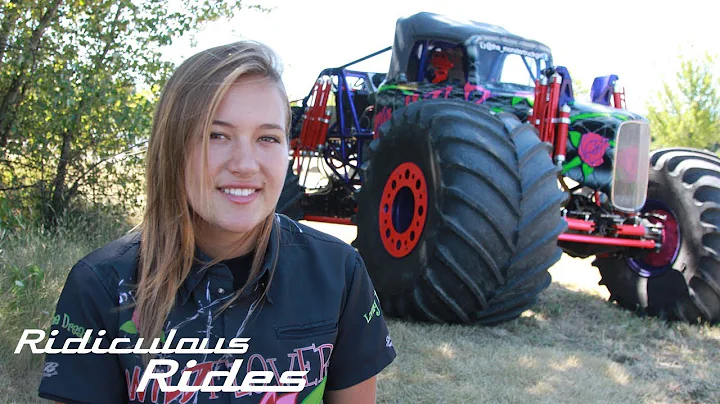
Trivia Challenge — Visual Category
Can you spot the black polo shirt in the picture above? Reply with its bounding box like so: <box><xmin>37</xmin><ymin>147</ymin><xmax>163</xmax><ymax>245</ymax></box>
<box><xmin>38</xmin><ymin>214</ymin><xmax>397</xmax><ymax>404</ymax></box>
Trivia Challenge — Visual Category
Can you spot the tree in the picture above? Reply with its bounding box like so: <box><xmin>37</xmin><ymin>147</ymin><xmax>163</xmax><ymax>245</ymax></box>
<box><xmin>571</xmin><ymin>78</ymin><xmax>590</xmax><ymax>102</ymax></box>
<box><xmin>0</xmin><ymin>0</ymin><xmax>266</xmax><ymax>225</ymax></box>
<box><xmin>646</xmin><ymin>52</ymin><xmax>720</xmax><ymax>153</ymax></box>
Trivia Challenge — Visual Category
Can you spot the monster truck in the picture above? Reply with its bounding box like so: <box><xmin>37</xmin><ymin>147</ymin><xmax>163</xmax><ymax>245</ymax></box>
<box><xmin>280</xmin><ymin>12</ymin><xmax>720</xmax><ymax>325</ymax></box>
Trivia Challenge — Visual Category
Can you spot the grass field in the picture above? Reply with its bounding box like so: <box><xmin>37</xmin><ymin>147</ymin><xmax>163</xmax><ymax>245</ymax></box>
<box><xmin>303</xmin><ymin>222</ymin><xmax>720</xmax><ymax>404</ymax></box>
<box><xmin>0</xmin><ymin>220</ymin><xmax>718</xmax><ymax>403</ymax></box>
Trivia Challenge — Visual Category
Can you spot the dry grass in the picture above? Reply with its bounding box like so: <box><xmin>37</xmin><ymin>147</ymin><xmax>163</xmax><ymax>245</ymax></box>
<box><xmin>0</xmin><ymin>213</ymin><xmax>132</xmax><ymax>404</ymax></box>
<box><xmin>376</xmin><ymin>282</ymin><xmax>720</xmax><ymax>403</ymax></box>
<box><xmin>302</xmin><ymin>222</ymin><xmax>720</xmax><ymax>404</ymax></box>
<box><xmin>0</xmin><ymin>220</ymin><xmax>718</xmax><ymax>403</ymax></box>
<box><xmin>0</xmin><ymin>363</ymin><xmax>42</xmax><ymax>404</ymax></box>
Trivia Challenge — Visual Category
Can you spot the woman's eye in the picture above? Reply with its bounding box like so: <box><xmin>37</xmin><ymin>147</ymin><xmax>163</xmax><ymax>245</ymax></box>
<box><xmin>210</xmin><ymin>132</ymin><xmax>226</xmax><ymax>140</ymax></box>
<box><xmin>260</xmin><ymin>135</ymin><xmax>281</xmax><ymax>143</ymax></box>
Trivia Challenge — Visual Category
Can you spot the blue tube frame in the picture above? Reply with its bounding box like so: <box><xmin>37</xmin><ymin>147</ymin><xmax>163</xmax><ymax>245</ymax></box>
<box><xmin>416</xmin><ymin>40</ymin><xmax>430</xmax><ymax>82</ymax></box>
<box><xmin>298</xmin><ymin>67</ymin><xmax>378</xmax><ymax>187</ymax></box>
<box><xmin>292</xmin><ymin>47</ymin><xmax>391</xmax><ymax>188</ymax></box>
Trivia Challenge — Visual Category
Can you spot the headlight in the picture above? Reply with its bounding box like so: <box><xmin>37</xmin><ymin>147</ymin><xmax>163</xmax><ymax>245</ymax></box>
<box><xmin>611</xmin><ymin>121</ymin><xmax>651</xmax><ymax>212</ymax></box>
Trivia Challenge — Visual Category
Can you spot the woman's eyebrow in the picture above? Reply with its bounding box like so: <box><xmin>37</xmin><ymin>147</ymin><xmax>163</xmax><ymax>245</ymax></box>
<box><xmin>212</xmin><ymin>121</ymin><xmax>284</xmax><ymax>131</ymax></box>
<box><xmin>259</xmin><ymin>123</ymin><xmax>284</xmax><ymax>131</ymax></box>
<box><xmin>212</xmin><ymin>120</ymin><xmax>235</xmax><ymax>128</ymax></box>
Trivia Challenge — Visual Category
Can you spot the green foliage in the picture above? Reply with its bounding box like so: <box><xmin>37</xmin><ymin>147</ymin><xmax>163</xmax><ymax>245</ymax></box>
<box><xmin>0</xmin><ymin>204</ymin><xmax>133</xmax><ymax>375</ymax></box>
<box><xmin>646</xmin><ymin>52</ymin><xmax>720</xmax><ymax>153</ymax></box>
<box><xmin>0</xmin><ymin>195</ymin><xmax>29</xmax><ymax>231</ymax></box>
<box><xmin>0</xmin><ymin>0</ymin><xmax>266</xmax><ymax>225</ymax></box>
<box><xmin>572</xmin><ymin>78</ymin><xmax>590</xmax><ymax>101</ymax></box>
<box><xmin>9</xmin><ymin>263</ymin><xmax>45</xmax><ymax>297</ymax></box>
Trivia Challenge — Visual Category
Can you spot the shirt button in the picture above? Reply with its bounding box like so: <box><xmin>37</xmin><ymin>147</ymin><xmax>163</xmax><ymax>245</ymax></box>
<box><xmin>217</xmin><ymin>288</ymin><xmax>225</xmax><ymax>294</ymax></box>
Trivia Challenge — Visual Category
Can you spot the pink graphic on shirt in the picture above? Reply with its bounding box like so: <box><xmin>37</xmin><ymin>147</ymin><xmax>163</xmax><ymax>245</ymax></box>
<box><xmin>125</xmin><ymin>343</ymin><xmax>334</xmax><ymax>403</ymax></box>
<box><xmin>259</xmin><ymin>392</ymin><xmax>300</xmax><ymax>404</ymax></box>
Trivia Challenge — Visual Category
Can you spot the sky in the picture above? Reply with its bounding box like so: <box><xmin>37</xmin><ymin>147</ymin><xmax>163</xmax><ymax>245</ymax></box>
<box><xmin>162</xmin><ymin>0</ymin><xmax>719</xmax><ymax>115</ymax></box>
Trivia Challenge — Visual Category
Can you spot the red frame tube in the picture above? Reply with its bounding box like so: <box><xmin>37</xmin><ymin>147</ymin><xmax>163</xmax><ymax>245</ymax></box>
<box><xmin>566</xmin><ymin>218</ymin><xmax>648</xmax><ymax>238</ymax></box>
<box><xmin>554</xmin><ymin>105</ymin><xmax>570</xmax><ymax>161</ymax></box>
<box><xmin>565</xmin><ymin>217</ymin><xmax>595</xmax><ymax>232</ymax></box>
<box><xmin>303</xmin><ymin>215</ymin><xmax>354</xmax><ymax>225</ymax></box>
<box><xmin>616</xmin><ymin>224</ymin><xmax>647</xmax><ymax>237</ymax></box>
<box><xmin>558</xmin><ymin>233</ymin><xmax>656</xmax><ymax>249</ymax></box>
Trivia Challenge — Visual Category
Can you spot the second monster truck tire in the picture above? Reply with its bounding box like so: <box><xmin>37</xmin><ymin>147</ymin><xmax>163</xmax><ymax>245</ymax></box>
<box><xmin>354</xmin><ymin>99</ymin><xmax>568</xmax><ymax>325</ymax></box>
<box><xmin>595</xmin><ymin>148</ymin><xmax>720</xmax><ymax>324</ymax></box>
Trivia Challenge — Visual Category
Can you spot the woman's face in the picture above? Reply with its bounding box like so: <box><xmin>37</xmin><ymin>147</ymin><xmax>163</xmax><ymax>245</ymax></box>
<box><xmin>185</xmin><ymin>75</ymin><xmax>288</xmax><ymax>255</ymax></box>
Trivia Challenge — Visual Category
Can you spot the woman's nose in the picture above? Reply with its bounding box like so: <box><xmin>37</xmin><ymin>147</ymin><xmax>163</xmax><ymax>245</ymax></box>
<box><xmin>228</xmin><ymin>139</ymin><xmax>259</xmax><ymax>175</ymax></box>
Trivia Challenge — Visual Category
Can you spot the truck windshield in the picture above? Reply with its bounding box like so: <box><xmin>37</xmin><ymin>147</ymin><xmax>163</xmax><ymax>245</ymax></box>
<box><xmin>470</xmin><ymin>39</ymin><xmax>551</xmax><ymax>92</ymax></box>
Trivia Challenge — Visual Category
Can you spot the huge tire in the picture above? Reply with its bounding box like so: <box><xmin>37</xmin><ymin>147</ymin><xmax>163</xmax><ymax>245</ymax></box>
<box><xmin>355</xmin><ymin>99</ymin><xmax>568</xmax><ymax>325</ymax></box>
<box><xmin>594</xmin><ymin>148</ymin><xmax>720</xmax><ymax>324</ymax></box>
<box><xmin>276</xmin><ymin>163</ymin><xmax>305</xmax><ymax>220</ymax></box>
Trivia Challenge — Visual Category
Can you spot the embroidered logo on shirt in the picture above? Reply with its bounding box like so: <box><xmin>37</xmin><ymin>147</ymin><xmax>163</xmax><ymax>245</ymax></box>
<box><xmin>51</xmin><ymin>313</ymin><xmax>86</xmax><ymax>338</ymax></box>
<box><xmin>386</xmin><ymin>335</ymin><xmax>393</xmax><ymax>348</ymax></box>
<box><xmin>363</xmin><ymin>290</ymin><xmax>382</xmax><ymax>323</ymax></box>
<box><xmin>43</xmin><ymin>362</ymin><xmax>59</xmax><ymax>378</ymax></box>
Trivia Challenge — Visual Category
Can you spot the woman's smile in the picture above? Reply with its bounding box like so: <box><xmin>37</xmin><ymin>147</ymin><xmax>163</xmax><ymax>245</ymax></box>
<box><xmin>219</xmin><ymin>186</ymin><xmax>260</xmax><ymax>203</ymax></box>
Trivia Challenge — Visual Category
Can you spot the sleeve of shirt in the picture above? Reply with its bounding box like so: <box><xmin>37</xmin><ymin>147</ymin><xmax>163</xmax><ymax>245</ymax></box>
<box><xmin>325</xmin><ymin>251</ymin><xmax>397</xmax><ymax>391</ymax></box>
<box><xmin>38</xmin><ymin>260</ymin><xmax>127</xmax><ymax>404</ymax></box>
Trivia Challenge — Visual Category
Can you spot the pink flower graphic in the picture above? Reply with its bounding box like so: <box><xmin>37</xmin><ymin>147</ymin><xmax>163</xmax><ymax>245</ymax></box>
<box><xmin>578</xmin><ymin>132</ymin><xmax>609</xmax><ymax>167</ymax></box>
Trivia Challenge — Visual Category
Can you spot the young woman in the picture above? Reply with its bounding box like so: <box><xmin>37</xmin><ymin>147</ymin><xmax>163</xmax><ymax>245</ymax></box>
<box><xmin>38</xmin><ymin>40</ymin><xmax>396</xmax><ymax>404</ymax></box>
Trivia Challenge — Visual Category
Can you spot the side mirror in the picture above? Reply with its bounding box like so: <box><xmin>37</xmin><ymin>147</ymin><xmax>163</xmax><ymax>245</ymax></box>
<box><xmin>555</xmin><ymin>66</ymin><xmax>575</xmax><ymax>106</ymax></box>
<box><xmin>591</xmin><ymin>74</ymin><xmax>619</xmax><ymax>106</ymax></box>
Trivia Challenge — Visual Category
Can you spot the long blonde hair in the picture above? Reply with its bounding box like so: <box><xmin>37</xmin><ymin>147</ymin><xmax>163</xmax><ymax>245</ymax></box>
<box><xmin>137</xmin><ymin>41</ymin><xmax>291</xmax><ymax>350</ymax></box>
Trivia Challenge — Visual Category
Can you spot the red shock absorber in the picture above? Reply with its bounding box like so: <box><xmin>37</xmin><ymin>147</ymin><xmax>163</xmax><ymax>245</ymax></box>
<box><xmin>295</xmin><ymin>79</ymin><xmax>320</xmax><ymax>171</ymax></box>
<box><xmin>613</xmin><ymin>79</ymin><xmax>625</xmax><ymax>109</ymax></box>
<box><xmin>310</xmin><ymin>79</ymin><xmax>332</xmax><ymax>148</ymax></box>
<box><xmin>297</xmin><ymin>80</ymin><xmax>319</xmax><ymax>149</ymax></box>
<box><xmin>532</xmin><ymin>75</ymin><xmax>548</xmax><ymax>134</ymax></box>
<box><xmin>305</xmin><ymin>79</ymin><xmax>332</xmax><ymax>150</ymax></box>
<box><xmin>543</xmin><ymin>72</ymin><xmax>561</xmax><ymax>144</ymax></box>
<box><xmin>295</xmin><ymin>78</ymin><xmax>332</xmax><ymax>173</ymax></box>
<box><xmin>554</xmin><ymin>104</ymin><xmax>571</xmax><ymax>165</ymax></box>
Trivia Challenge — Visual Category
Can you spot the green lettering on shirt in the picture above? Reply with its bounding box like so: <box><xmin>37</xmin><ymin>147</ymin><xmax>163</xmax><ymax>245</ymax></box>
<box><xmin>363</xmin><ymin>291</ymin><xmax>382</xmax><ymax>323</ymax></box>
<box><xmin>54</xmin><ymin>313</ymin><xmax>86</xmax><ymax>338</ymax></box>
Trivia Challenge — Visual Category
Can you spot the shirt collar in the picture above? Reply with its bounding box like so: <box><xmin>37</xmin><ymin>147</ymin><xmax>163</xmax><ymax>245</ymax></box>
<box><xmin>177</xmin><ymin>216</ymin><xmax>280</xmax><ymax>306</ymax></box>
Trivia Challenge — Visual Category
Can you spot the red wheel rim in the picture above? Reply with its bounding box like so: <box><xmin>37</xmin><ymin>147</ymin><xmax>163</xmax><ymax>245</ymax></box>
<box><xmin>643</xmin><ymin>208</ymin><xmax>680</xmax><ymax>268</ymax></box>
<box><xmin>379</xmin><ymin>162</ymin><xmax>428</xmax><ymax>258</ymax></box>
<box><xmin>627</xmin><ymin>199</ymin><xmax>682</xmax><ymax>277</ymax></box>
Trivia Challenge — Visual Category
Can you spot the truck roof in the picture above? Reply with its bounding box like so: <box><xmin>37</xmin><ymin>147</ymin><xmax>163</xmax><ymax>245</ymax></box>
<box><xmin>387</xmin><ymin>12</ymin><xmax>553</xmax><ymax>82</ymax></box>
